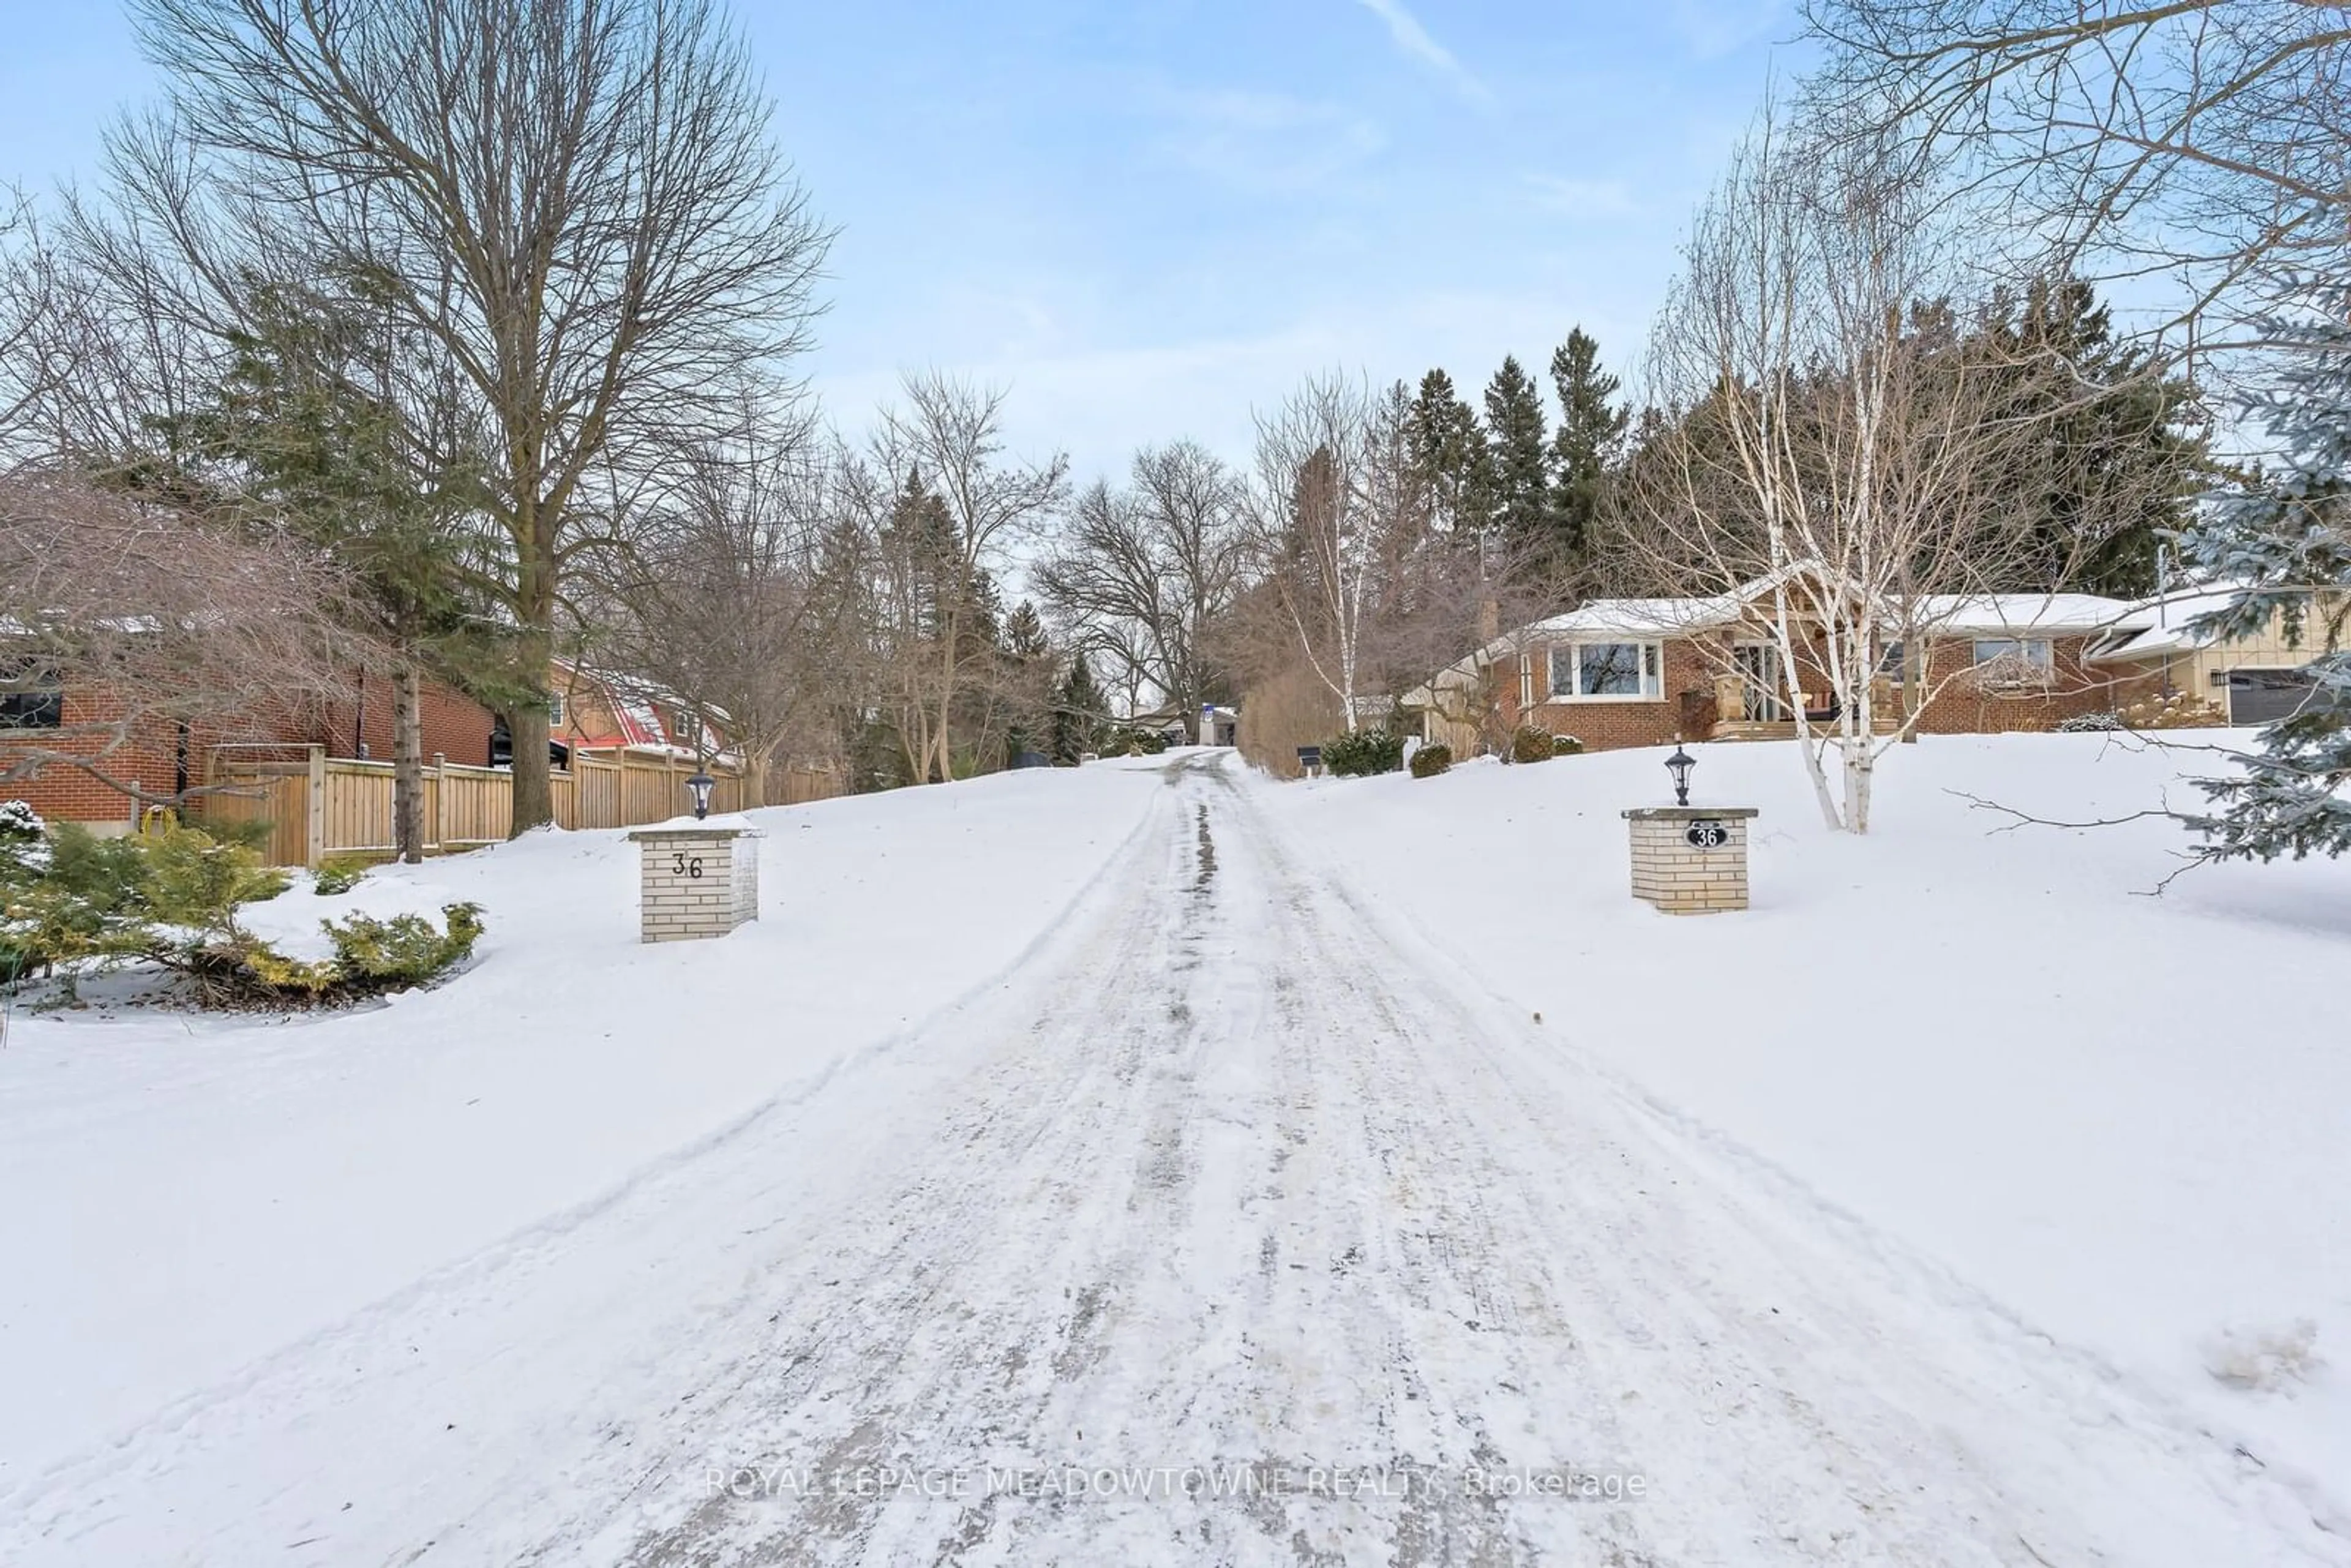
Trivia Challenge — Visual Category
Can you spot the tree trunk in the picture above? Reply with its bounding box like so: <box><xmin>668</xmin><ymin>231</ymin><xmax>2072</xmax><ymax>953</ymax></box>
<box><xmin>392</xmin><ymin>661</ymin><xmax>425</xmax><ymax>864</ymax></box>
<box><xmin>932</xmin><ymin>612</ymin><xmax>959</xmax><ymax>783</ymax></box>
<box><xmin>509</xmin><ymin>611</ymin><xmax>555</xmax><ymax>834</ymax></box>
<box><xmin>1843</xmin><ymin>741</ymin><xmax>1875</xmax><ymax>835</ymax></box>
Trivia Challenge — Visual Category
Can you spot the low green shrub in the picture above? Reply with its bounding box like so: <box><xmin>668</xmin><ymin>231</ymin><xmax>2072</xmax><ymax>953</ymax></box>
<box><xmin>1510</xmin><ymin>724</ymin><xmax>1558</xmax><ymax>763</ymax></box>
<box><xmin>313</xmin><ymin>855</ymin><xmax>373</xmax><ymax>896</ymax></box>
<box><xmin>1409</xmin><ymin>743</ymin><xmax>1453</xmax><ymax>778</ymax></box>
<box><xmin>326</xmin><ymin>903</ymin><xmax>486</xmax><ymax>986</ymax></box>
<box><xmin>1321</xmin><ymin>729</ymin><xmax>1406</xmax><ymax>777</ymax></box>
<box><xmin>2056</xmin><ymin>711</ymin><xmax>2125</xmax><ymax>733</ymax></box>
<box><xmin>0</xmin><ymin>817</ymin><xmax>479</xmax><ymax>1008</ymax></box>
<box><xmin>1553</xmin><ymin>734</ymin><xmax>1584</xmax><ymax>756</ymax></box>
<box><xmin>1109</xmin><ymin>726</ymin><xmax>1172</xmax><ymax>756</ymax></box>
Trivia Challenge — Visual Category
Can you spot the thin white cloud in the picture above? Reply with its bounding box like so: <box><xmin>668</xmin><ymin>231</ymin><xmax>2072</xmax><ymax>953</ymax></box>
<box><xmin>1665</xmin><ymin>0</ymin><xmax>1787</xmax><ymax>62</ymax></box>
<box><xmin>1136</xmin><ymin>85</ymin><xmax>1386</xmax><ymax>193</ymax></box>
<box><xmin>1524</xmin><ymin>174</ymin><xmax>1642</xmax><ymax>221</ymax></box>
<box><xmin>1352</xmin><ymin>0</ymin><xmax>1491</xmax><ymax>105</ymax></box>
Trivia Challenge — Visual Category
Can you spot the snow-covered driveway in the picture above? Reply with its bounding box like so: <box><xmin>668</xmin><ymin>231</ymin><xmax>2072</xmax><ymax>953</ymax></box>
<box><xmin>5</xmin><ymin>754</ymin><xmax>2339</xmax><ymax>1565</ymax></box>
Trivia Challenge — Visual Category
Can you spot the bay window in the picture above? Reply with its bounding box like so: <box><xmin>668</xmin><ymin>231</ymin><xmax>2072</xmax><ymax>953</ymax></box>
<box><xmin>1549</xmin><ymin>641</ymin><xmax>1662</xmax><ymax>700</ymax></box>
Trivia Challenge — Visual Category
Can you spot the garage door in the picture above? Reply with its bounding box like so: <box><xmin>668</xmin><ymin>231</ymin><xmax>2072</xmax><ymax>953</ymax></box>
<box><xmin>2225</xmin><ymin>668</ymin><xmax>2319</xmax><ymax>726</ymax></box>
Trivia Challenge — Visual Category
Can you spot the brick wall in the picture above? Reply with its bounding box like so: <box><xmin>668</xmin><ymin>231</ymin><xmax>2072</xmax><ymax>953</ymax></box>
<box><xmin>1498</xmin><ymin>640</ymin><xmax>1713</xmax><ymax>752</ymax></box>
<box><xmin>1905</xmin><ymin>636</ymin><xmax>2156</xmax><ymax>734</ymax></box>
<box><xmin>3</xmin><ymin>673</ymin><xmax>498</xmax><ymax>825</ymax></box>
<box><xmin>1480</xmin><ymin>631</ymin><xmax>2159</xmax><ymax>753</ymax></box>
<box><xmin>4</xmin><ymin>689</ymin><xmax>244</xmax><ymax>828</ymax></box>
<box><xmin>316</xmin><ymin>678</ymin><xmax>498</xmax><ymax>767</ymax></box>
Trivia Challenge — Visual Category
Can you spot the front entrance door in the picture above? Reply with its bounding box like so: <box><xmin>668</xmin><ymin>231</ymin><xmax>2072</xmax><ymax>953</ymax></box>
<box><xmin>1732</xmin><ymin>643</ymin><xmax>1784</xmax><ymax>722</ymax></box>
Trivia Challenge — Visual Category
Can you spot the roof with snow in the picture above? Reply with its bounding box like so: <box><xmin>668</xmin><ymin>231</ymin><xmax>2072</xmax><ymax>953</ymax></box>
<box><xmin>1402</xmin><ymin>565</ymin><xmax>2153</xmax><ymax>706</ymax></box>
<box><xmin>1907</xmin><ymin>593</ymin><xmax>2143</xmax><ymax>636</ymax></box>
<box><xmin>2084</xmin><ymin>584</ymin><xmax>2265</xmax><ymax>664</ymax></box>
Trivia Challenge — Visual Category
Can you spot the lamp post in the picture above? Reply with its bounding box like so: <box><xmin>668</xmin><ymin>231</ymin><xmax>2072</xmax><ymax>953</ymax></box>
<box><xmin>685</xmin><ymin>769</ymin><xmax>716</xmax><ymax>820</ymax></box>
<box><xmin>1664</xmin><ymin>743</ymin><xmax>1695</xmax><ymax>806</ymax></box>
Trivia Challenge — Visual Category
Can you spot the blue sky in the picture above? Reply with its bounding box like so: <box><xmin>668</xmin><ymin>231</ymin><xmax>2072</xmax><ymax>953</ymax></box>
<box><xmin>0</xmin><ymin>1</ymin><xmax>1804</xmax><ymax>482</ymax></box>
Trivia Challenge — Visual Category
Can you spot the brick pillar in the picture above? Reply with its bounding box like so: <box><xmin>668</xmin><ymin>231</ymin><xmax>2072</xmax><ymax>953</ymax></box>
<box><xmin>1621</xmin><ymin>805</ymin><xmax>1758</xmax><ymax>915</ymax></box>
<box><xmin>628</xmin><ymin>826</ymin><xmax>762</xmax><ymax>943</ymax></box>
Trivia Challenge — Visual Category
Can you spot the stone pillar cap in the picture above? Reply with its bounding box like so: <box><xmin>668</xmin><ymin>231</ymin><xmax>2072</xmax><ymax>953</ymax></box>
<box><xmin>1620</xmin><ymin>805</ymin><xmax>1760</xmax><ymax>820</ymax></box>
<box><xmin>627</xmin><ymin>823</ymin><xmax>763</xmax><ymax>839</ymax></box>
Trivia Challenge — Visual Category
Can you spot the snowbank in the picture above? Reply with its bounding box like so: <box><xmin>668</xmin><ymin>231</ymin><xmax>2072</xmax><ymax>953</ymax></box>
<box><xmin>0</xmin><ymin>763</ymin><xmax>1171</xmax><ymax>1482</ymax></box>
<box><xmin>1257</xmin><ymin>732</ymin><xmax>2351</xmax><ymax>1515</ymax></box>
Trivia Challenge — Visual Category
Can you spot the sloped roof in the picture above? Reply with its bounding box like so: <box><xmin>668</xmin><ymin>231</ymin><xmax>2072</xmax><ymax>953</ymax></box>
<box><xmin>1907</xmin><ymin>593</ymin><xmax>2145</xmax><ymax>637</ymax></box>
<box><xmin>1401</xmin><ymin>567</ymin><xmax>2147</xmax><ymax>707</ymax></box>
<box><xmin>2084</xmin><ymin>583</ymin><xmax>2271</xmax><ymax>664</ymax></box>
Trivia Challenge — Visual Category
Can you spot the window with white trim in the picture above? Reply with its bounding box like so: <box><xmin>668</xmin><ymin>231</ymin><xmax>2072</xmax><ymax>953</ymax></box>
<box><xmin>1549</xmin><ymin>641</ymin><xmax>1663</xmax><ymax>700</ymax></box>
<box><xmin>1971</xmin><ymin>638</ymin><xmax>2053</xmax><ymax>689</ymax></box>
<box><xmin>1971</xmin><ymin>638</ymin><xmax>2051</xmax><ymax>669</ymax></box>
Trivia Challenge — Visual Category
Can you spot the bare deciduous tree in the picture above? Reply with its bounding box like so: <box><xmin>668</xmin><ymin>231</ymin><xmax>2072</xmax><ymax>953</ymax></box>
<box><xmin>0</xmin><ymin>190</ymin><xmax>57</xmax><ymax>454</ymax></box>
<box><xmin>0</xmin><ymin>468</ymin><xmax>366</xmax><ymax>809</ymax></box>
<box><xmin>1242</xmin><ymin>375</ymin><xmax>1554</xmax><ymax>738</ymax></box>
<box><xmin>1245</xmin><ymin>375</ymin><xmax>1401</xmax><ymax>733</ymax></box>
<box><xmin>860</xmin><ymin>373</ymin><xmax>1068</xmax><ymax>782</ymax></box>
<box><xmin>105</xmin><ymin>0</ymin><xmax>831</xmax><ymax>831</ymax></box>
<box><xmin>594</xmin><ymin>402</ymin><xmax>848</xmax><ymax>805</ymax></box>
<box><xmin>1037</xmin><ymin>441</ymin><xmax>1247</xmax><ymax>743</ymax></box>
<box><xmin>1619</xmin><ymin>107</ymin><xmax>2147</xmax><ymax>831</ymax></box>
<box><xmin>1802</xmin><ymin>0</ymin><xmax>2351</xmax><ymax>350</ymax></box>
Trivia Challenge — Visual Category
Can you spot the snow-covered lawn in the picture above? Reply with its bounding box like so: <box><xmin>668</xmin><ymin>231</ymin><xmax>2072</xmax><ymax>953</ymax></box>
<box><xmin>1260</xmin><ymin>732</ymin><xmax>2351</xmax><ymax>1513</ymax></box>
<box><xmin>2</xmin><ymin>737</ymin><xmax>2344</xmax><ymax>1564</ymax></box>
<box><xmin>0</xmin><ymin>759</ymin><xmax>1170</xmax><ymax>1484</ymax></box>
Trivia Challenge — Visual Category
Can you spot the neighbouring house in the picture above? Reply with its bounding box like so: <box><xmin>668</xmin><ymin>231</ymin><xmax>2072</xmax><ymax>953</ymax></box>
<box><xmin>1</xmin><ymin>663</ymin><xmax>500</xmax><ymax>832</ymax></box>
<box><xmin>2085</xmin><ymin>585</ymin><xmax>2343</xmax><ymax>726</ymax></box>
<box><xmin>4</xmin><ymin>655</ymin><xmax>750</xmax><ymax>833</ymax></box>
<box><xmin>523</xmin><ymin>658</ymin><xmax>736</xmax><ymax>770</ymax></box>
<box><xmin>1401</xmin><ymin>571</ymin><xmax>2331</xmax><ymax>754</ymax></box>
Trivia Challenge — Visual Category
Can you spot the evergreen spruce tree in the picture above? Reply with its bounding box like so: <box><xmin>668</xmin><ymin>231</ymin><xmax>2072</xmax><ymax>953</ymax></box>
<box><xmin>1407</xmin><ymin>369</ymin><xmax>1494</xmax><ymax>538</ymax></box>
<box><xmin>173</xmin><ymin>276</ymin><xmax>482</xmax><ymax>862</ymax></box>
<box><xmin>1051</xmin><ymin>655</ymin><xmax>1109</xmax><ymax>763</ymax></box>
<box><xmin>1482</xmin><ymin>356</ymin><xmax>1553</xmax><ymax>558</ymax></box>
<box><xmin>1981</xmin><ymin>278</ymin><xmax>2208</xmax><ymax>598</ymax></box>
<box><xmin>1546</xmin><ymin>328</ymin><xmax>1629</xmax><ymax>579</ymax></box>
<box><xmin>2177</xmin><ymin>279</ymin><xmax>2351</xmax><ymax>863</ymax></box>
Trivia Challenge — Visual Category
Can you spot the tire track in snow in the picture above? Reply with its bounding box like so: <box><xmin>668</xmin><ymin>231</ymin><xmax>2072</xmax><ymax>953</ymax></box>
<box><xmin>522</xmin><ymin>755</ymin><xmax>2340</xmax><ymax>1566</ymax></box>
<box><xmin>8</xmin><ymin>753</ymin><xmax>2339</xmax><ymax>1566</ymax></box>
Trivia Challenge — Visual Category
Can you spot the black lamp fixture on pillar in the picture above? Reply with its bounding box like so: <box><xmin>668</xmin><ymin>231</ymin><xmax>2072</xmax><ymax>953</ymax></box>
<box><xmin>1664</xmin><ymin>742</ymin><xmax>1696</xmax><ymax>806</ymax></box>
<box><xmin>684</xmin><ymin>769</ymin><xmax>716</xmax><ymax>820</ymax></box>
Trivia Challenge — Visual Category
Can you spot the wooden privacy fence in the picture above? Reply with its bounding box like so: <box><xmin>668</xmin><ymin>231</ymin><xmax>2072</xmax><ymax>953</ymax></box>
<box><xmin>201</xmin><ymin>745</ymin><xmax>839</xmax><ymax>866</ymax></box>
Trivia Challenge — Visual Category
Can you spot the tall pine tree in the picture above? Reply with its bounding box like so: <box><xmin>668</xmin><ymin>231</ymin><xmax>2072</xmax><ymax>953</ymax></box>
<box><xmin>1546</xmin><ymin>328</ymin><xmax>1629</xmax><ymax>580</ymax></box>
<box><xmin>1980</xmin><ymin>278</ymin><xmax>2208</xmax><ymax>598</ymax></box>
<box><xmin>1407</xmin><ymin>369</ymin><xmax>1494</xmax><ymax>539</ymax></box>
<box><xmin>175</xmin><ymin>274</ymin><xmax>483</xmax><ymax>863</ymax></box>
<box><xmin>2177</xmin><ymin>279</ymin><xmax>2351</xmax><ymax>863</ymax></box>
<box><xmin>1483</xmin><ymin>356</ymin><xmax>1553</xmax><ymax>559</ymax></box>
<box><xmin>1051</xmin><ymin>655</ymin><xmax>1110</xmax><ymax>763</ymax></box>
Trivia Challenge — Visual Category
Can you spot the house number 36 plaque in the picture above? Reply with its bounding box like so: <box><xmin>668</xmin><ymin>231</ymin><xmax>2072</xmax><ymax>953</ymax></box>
<box><xmin>1684</xmin><ymin>820</ymin><xmax>1730</xmax><ymax>849</ymax></box>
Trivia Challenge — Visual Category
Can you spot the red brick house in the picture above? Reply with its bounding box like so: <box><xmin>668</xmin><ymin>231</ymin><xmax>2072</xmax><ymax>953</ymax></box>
<box><xmin>543</xmin><ymin>658</ymin><xmax>734</xmax><ymax>765</ymax></box>
<box><xmin>3</xmin><ymin>652</ymin><xmax>752</xmax><ymax>833</ymax></box>
<box><xmin>1405</xmin><ymin>573</ymin><xmax>2171</xmax><ymax>754</ymax></box>
<box><xmin>1</xmin><ymin>667</ymin><xmax>501</xmax><ymax>831</ymax></box>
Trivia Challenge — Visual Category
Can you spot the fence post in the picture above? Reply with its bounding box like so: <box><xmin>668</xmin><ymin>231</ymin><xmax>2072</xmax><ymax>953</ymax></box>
<box><xmin>304</xmin><ymin>745</ymin><xmax>327</xmax><ymax>868</ymax></box>
<box><xmin>429</xmin><ymin>752</ymin><xmax>446</xmax><ymax>855</ymax></box>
